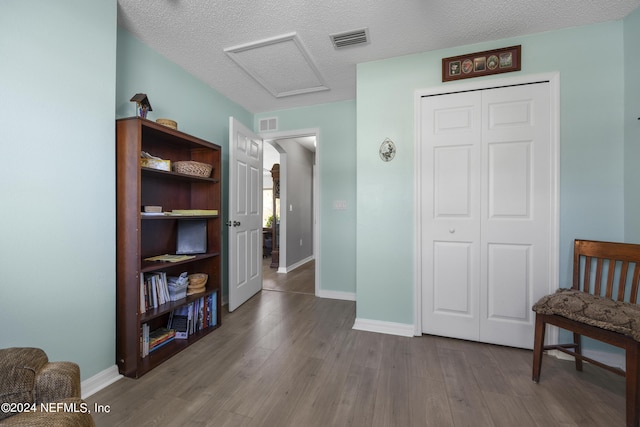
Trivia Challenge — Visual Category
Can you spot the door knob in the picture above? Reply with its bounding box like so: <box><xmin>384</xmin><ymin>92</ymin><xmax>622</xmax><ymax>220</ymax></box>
<box><xmin>233</xmin><ymin>221</ymin><xmax>241</xmax><ymax>227</ymax></box>
<box><xmin>449</xmin><ymin>228</ymin><xmax>455</xmax><ymax>234</ymax></box>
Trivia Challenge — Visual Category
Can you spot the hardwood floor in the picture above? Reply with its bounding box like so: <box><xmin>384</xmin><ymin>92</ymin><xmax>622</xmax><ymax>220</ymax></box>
<box><xmin>88</xmin><ymin>290</ymin><xmax>627</xmax><ymax>426</ymax></box>
<box><xmin>262</xmin><ymin>256</ymin><xmax>315</xmax><ymax>295</ymax></box>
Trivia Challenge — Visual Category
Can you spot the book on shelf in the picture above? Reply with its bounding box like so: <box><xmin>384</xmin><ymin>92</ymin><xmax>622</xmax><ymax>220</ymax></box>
<box><xmin>141</xmin><ymin>323</ymin><xmax>150</xmax><ymax>357</ymax></box>
<box><xmin>148</xmin><ymin>327</ymin><xmax>176</xmax><ymax>353</ymax></box>
<box><xmin>141</xmin><ymin>272</ymin><xmax>170</xmax><ymax>311</ymax></box>
<box><xmin>165</xmin><ymin>292</ymin><xmax>217</xmax><ymax>341</ymax></box>
<box><xmin>139</xmin><ymin>274</ymin><xmax>146</xmax><ymax>314</ymax></box>
<box><xmin>207</xmin><ymin>292</ymin><xmax>218</xmax><ymax>328</ymax></box>
<box><xmin>150</xmin><ymin>336</ymin><xmax>175</xmax><ymax>353</ymax></box>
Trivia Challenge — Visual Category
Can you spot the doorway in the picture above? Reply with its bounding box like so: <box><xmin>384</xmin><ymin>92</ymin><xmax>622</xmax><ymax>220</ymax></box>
<box><xmin>261</xmin><ymin>128</ymin><xmax>320</xmax><ymax>296</ymax></box>
<box><xmin>414</xmin><ymin>73</ymin><xmax>560</xmax><ymax>349</ymax></box>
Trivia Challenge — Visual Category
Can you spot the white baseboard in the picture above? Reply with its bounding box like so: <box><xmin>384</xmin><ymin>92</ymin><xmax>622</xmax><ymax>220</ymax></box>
<box><xmin>547</xmin><ymin>349</ymin><xmax>626</xmax><ymax>371</ymax></box>
<box><xmin>81</xmin><ymin>365</ymin><xmax>122</xmax><ymax>398</ymax></box>
<box><xmin>318</xmin><ymin>289</ymin><xmax>356</xmax><ymax>301</ymax></box>
<box><xmin>353</xmin><ymin>318</ymin><xmax>414</xmax><ymax>337</ymax></box>
<box><xmin>277</xmin><ymin>256</ymin><xmax>314</xmax><ymax>273</ymax></box>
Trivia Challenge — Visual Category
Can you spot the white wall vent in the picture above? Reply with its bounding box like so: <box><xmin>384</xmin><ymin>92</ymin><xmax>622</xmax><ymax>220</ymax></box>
<box><xmin>259</xmin><ymin>117</ymin><xmax>278</xmax><ymax>132</ymax></box>
<box><xmin>329</xmin><ymin>28</ymin><xmax>370</xmax><ymax>49</ymax></box>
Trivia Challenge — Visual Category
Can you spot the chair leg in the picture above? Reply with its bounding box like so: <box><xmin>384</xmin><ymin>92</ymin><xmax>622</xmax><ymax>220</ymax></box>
<box><xmin>532</xmin><ymin>314</ymin><xmax>546</xmax><ymax>383</ymax></box>
<box><xmin>573</xmin><ymin>332</ymin><xmax>583</xmax><ymax>372</ymax></box>
<box><xmin>626</xmin><ymin>344</ymin><xmax>640</xmax><ymax>427</ymax></box>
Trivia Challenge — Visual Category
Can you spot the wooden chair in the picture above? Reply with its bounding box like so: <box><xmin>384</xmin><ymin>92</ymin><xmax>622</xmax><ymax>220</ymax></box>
<box><xmin>532</xmin><ymin>239</ymin><xmax>640</xmax><ymax>427</ymax></box>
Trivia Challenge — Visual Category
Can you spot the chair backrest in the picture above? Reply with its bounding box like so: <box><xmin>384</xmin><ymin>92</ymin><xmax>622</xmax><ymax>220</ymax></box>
<box><xmin>573</xmin><ymin>239</ymin><xmax>640</xmax><ymax>304</ymax></box>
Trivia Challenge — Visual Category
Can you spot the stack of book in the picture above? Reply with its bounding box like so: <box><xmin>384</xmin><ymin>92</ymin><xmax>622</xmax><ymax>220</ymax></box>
<box><xmin>141</xmin><ymin>325</ymin><xmax>176</xmax><ymax>356</ymax></box>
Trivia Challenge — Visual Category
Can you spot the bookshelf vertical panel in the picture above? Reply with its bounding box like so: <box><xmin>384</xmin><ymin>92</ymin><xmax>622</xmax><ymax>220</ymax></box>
<box><xmin>116</xmin><ymin>117</ymin><xmax>222</xmax><ymax>378</ymax></box>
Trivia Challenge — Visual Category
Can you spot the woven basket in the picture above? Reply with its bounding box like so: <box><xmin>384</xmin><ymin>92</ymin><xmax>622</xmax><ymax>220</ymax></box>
<box><xmin>156</xmin><ymin>118</ymin><xmax>178</xmax><ymax>129</ymax></box>
<box><xmin>187</xmin><ymin>273</ymin><xmax>208</xmax><ymax>295</ymax></box>
<box><xmin>173</xmin><ymin>161</ymin><xmax>213</xmax><ymax>177</ymax></box>
<box><xmin>188</xmin><ymin>273</ymin><xmax>208</xmax><ymax>287</ymax></box>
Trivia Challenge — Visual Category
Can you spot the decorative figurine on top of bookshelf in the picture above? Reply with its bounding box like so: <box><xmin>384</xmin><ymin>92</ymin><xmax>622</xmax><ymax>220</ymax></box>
<box><xmin>130</xmin><ymin>93</ymin><xmax>152</xmax><ymax>118</ymax></box>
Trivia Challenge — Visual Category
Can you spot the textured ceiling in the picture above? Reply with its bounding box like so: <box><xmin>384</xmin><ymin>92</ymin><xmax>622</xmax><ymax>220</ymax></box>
<box><xmin>117</xmin><ymin>0</ymin><xmax>640</xmax><ymax>113</ymax></box>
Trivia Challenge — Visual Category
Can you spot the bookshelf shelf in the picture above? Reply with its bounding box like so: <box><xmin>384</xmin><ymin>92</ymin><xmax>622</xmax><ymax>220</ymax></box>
<box><xmin>116</xmin><ymin>117</ymin><xmax>223</xmax><ymax>378</ymax></box>
<box><xmin>140</xmin><ymin>252</ymin><xmax>221</xmax><ymax>273</ymax></box>
<box><xmin>141</xmin><ymin>166</ymin><xmax>220</xmax><ymax>183</ymax></box>
<box><xmin>139</xmin><ymin>288</ymin><xmax>218</xmax><ymax>323</ymax></box>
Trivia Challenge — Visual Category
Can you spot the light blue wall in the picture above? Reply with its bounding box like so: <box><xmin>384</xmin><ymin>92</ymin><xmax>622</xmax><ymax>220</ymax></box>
<box><xmin>255</xmin><ymin>101</ymin><xmax>357</xmax><ymax>294</ymax></box>
<box><xmin>116</xmin><ymin>29</ymin><xmax>253</xmax><ymax>301</ymax></box>
<box><xmin>0</xmin><ymin>0</ymin><xmax>117</xmax><ymax>379</ymax></box>
<box><xmin>356</xmin><ymin>21</ymin><xmax>627</xmax><ymax>325</ymax></box>
<box><xmin>625</xmin><ymin>8</ymin><xmax>640</xmax><ymax>243</ymax></box>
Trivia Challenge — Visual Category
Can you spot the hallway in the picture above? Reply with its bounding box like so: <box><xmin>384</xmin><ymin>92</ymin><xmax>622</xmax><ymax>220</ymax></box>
<box><xmin>262</xmin><ymin>257</ymin><xmax>315</xmax><ymax>295</ymax></box>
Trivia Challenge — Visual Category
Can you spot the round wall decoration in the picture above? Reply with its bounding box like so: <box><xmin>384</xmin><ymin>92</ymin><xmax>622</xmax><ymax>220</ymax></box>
<box><xmin>379</xmin><ymin>138</ymin><xmax>396</xmax><ymax>162</ymax></box>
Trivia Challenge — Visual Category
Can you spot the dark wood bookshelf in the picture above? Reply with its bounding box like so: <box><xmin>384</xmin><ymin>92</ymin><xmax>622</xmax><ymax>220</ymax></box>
<box><xmin>116</xmin><ymin>117</ymin><xmax>222</xmax><ymax>378</ymax></box>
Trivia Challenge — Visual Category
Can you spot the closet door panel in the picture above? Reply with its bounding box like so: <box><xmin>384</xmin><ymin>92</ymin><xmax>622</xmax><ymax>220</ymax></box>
<box><xmin>421</xmin><ymin>92</ymin><xmax>481</xmax><ymax>341</ymax></box>
<box><xmin>480</xmin><ymin>83</ymin><xmax>551</xmax><ymax>348</ymax></box>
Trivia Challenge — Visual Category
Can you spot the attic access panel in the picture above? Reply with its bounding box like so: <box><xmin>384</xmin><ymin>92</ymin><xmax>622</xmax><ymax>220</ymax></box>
<box><xmin>224</xmin><ymin>32</ymin><xmax>329</xmax><ymax>98</ymax></box>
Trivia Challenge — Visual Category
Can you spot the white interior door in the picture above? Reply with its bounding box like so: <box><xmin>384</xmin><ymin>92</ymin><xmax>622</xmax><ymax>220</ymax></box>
<box><xmin>421</xmin><ymin>82</ymin><xmax>553</xmax><ymax>349</ymax></box>
<box><xmin>228</xmin><ymin>117</ymin><xmax>263</xmax><ymax>312</ymax></box>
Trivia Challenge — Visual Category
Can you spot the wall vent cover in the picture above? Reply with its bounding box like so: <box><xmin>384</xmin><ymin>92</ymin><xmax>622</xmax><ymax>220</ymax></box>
<box><xmin>329</xmin><ymin>28</ymin><xmax>370</xmax><ymax>49</ymax></box>
<box><xmin>259</xmin><ymin>117</ymin><xmax>278</xmax><ymax>132</ymax></box>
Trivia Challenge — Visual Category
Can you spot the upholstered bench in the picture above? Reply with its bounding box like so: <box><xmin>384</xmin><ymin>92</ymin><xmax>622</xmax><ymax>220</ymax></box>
<box><xmin>532</xmin><ymin>239</ymin><xmax>640</xmax><ymax>427</ymax></box>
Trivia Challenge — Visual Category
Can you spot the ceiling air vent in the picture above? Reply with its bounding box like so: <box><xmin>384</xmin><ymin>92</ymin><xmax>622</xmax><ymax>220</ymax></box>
<box><xmin>329</xmin><ymin>28</ymin><xmax>369</xmax><ymax>49</ymax></box>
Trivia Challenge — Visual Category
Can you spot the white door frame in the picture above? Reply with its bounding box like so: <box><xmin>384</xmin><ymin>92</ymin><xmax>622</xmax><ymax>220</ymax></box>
<box><xmin>261</xmin><ymin>128</ymin><xmax>320</xmax><ymax>296</ymax></box>
<box><xmin>413</xmin><ymin>72</ymin><xmax>561</xmax><ymax>346</ymax></box>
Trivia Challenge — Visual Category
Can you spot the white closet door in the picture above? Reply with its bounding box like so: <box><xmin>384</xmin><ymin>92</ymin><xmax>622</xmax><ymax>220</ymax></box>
<box><xmin>479</xmin><ymin>83</ymin><xmax>550</xmax><ymax>348</ymax></box>
<box><xmin>421</xmin><ymin>82</ymin><xmax>551</xmax><ymax>349</ymax></box>
<box><xmin>420</xmin><ymin>91</ymin><xmax>482</xmax><ymax>341</ymax></box>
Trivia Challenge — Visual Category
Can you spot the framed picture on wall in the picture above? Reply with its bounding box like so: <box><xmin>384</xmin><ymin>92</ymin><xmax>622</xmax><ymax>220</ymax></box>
<box><xmin>442</xmin><ymin>45</ymin><xmax>521</xmax><ymax>82</ymax></box>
